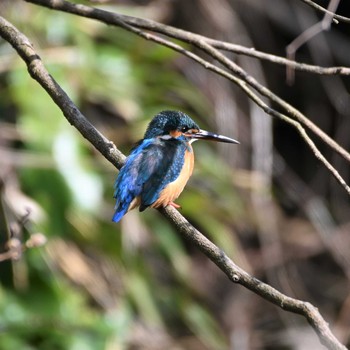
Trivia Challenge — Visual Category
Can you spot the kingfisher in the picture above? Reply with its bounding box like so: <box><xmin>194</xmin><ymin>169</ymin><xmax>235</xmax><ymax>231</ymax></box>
<box><xmin>112</xmin><ymin>110</ymin><xmax>239</xmax><ymax>222</ymax></box>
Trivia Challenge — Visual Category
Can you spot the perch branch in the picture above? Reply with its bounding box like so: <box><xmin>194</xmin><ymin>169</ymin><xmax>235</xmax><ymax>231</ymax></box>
<box><xmin>160</xmin><ymin>207</ymin><xmax>347</xmax><ymax>350</ymax></box>
<box><xmin>0</xmin><ymin>14</ymin><xmax>347</xmax><ymax>350</ymax></box>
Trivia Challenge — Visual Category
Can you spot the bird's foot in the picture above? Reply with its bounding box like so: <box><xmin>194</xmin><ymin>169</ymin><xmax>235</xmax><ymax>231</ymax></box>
<box><xmin>168</xmin><ymin>201</ymin><xmax>181</xmax><ymax>209</ymax></box>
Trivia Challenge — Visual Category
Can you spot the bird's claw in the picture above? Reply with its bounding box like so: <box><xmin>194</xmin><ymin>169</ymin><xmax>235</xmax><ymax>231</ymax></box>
<box><xmin>168</xmin><ymin>201</ymin><xmax>181</xmax><ymax>209</ymax></box>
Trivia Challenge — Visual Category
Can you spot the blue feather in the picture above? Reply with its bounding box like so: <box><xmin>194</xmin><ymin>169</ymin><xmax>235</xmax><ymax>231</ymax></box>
<box><xmin>112</xmin><ymin>137</ymin><xmax>187</xmax><ymax>222</ymax></box>
<box><xmin>112</xmin><ymin>205</ymin><xmax>129</xmax><ymax>223</ymax></box>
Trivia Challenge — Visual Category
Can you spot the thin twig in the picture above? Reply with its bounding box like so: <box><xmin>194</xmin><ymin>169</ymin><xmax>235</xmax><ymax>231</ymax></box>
<box><xmin>287</xmin><ymin>0</ymin><xmax>341</xmax><ymax>83</ymax></box>
<box><xmin>300</xmin><ymin>0</ymin><xmax>350</xmax><ymax>24</ymax></box>
<box><xmin>0</xmin><ymin>13</ymin><xmax>347</xmax><ymax>350</ymax></box>
<box><xmin>232</xmin><ymin>80</ymin><xmax>350</xmax><ymax>196</ymax></box>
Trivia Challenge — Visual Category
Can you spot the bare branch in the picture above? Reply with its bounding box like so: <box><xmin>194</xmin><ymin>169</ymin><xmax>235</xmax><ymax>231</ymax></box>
<box><xmin>23</xmin><ymin>0</ymin><xmax>350</xmax><ymax>197</ymax></box>
<box><xmin>0</xmin><ymin>12</ymin><xmax>347</xmax><ymax>350</ymax></box>
<box><xmin>25</xmin><ymin>0</ymin><xmax>350</xmax><ymax>76</ymax></box>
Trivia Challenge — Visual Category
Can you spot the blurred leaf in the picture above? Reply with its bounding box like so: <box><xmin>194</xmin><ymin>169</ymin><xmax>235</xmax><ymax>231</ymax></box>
<box><xmin>182</xmin><ymin>301</ymin><xmax>227</xmax><ymax>350</ymax></box>
<box><xmin>126</xmin><ymin>270</ymin><xmax>164</xmax><ymax>327</ymax></box>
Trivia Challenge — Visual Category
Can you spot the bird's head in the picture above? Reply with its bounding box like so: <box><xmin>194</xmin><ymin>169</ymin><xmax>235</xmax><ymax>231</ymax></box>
<box><xmin>144</xmin><ymin>110</ymin><xmax>239</xmax><ymax>144</ymax></box>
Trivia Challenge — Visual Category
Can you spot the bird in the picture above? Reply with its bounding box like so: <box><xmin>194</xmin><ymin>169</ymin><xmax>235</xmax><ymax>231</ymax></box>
<box><xmin>112</xmin><ymin>110</ymin><xmax>239</xmax><ymax>222</ymax></box>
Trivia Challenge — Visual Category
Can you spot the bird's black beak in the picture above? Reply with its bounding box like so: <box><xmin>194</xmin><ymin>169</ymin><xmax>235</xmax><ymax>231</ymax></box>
<box><xmin>186</xmin><ymin>129</ymin><xmax>239</xmax><ymax>144</ymax></box>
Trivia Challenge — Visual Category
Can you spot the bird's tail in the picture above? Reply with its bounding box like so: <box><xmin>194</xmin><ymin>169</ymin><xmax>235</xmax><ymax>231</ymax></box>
<box><xmin>112</xmin><ymin>203</ymin><xmax>129</xmax><ymax>223</ymax></box>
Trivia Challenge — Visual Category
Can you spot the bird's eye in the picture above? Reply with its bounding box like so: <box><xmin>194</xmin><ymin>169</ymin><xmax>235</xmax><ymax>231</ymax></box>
<box><xmin>181</xmin><ymin>126</ymin><xmax>189</xmax><ymax>132</ymax></box>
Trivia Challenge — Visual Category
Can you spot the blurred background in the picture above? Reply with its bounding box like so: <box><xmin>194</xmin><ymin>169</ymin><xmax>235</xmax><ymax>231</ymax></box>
<box><xmin>1</xmin><ymin>0</ymin><xmax>350</xmax><ymax>349</ymax></box>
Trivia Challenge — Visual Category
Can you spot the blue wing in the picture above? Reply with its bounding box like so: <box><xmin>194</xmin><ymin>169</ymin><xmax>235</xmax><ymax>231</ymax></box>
<box><xmin>112</xmin><ymin>138</ymin><xmax>187</xmax><ymax>222</ymax></box>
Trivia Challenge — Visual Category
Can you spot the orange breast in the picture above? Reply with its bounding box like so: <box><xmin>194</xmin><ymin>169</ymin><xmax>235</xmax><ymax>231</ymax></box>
<box><xmin>151</xmin><ymin>146</ymin><xmax>194</xmax><ymax>208</ymax></box>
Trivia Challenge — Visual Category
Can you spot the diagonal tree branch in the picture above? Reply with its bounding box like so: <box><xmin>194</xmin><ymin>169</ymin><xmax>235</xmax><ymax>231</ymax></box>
<box><xmin>160</xmin><ymin>206</ymin><xmax>347</xmax><ymax>350</ymax></box>
<box><xmin>0</xmin><ymin>15</ymin><xmax>125</xmax><ymax>170</ymax></box>
<box><xmin>24</xmin><ymin>0</ymin><xmax>350</xmax><ymax>197</ymax></box>
<box><xmin>0</xmin><ymin>13</ymin><xmax>347</xmax><ymax>350</ymax></box>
